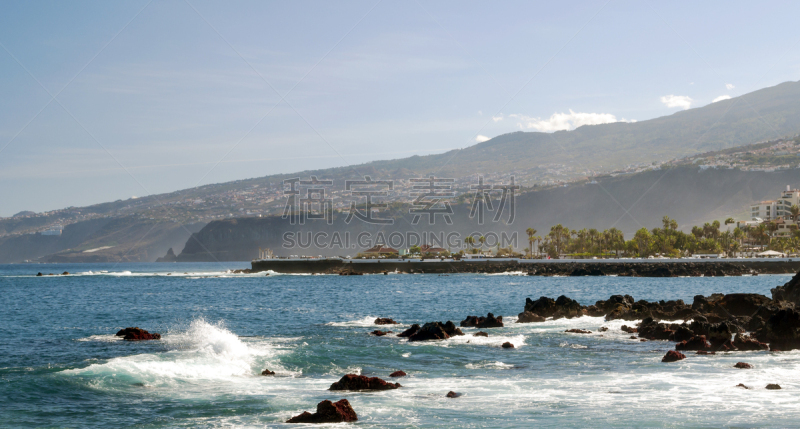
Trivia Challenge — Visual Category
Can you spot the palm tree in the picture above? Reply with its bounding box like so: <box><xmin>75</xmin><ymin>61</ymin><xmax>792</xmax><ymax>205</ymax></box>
<box><xmin>478</xmin><ymin>235</ymin><xmax>486</xmax><ymax>249</ymax></box>
<box><xmin>526</xmin><ymin>228</ymin><xmax>537</xmax><ymax>258</ymax></box>
<box><xmin>725</xmin><ymin>217</ymin><xmax>735</xmax><ymax>225</ymax></box>
<box><xmin>791</xmin><ymin>205</ymin><xmax>800</xmax><ymax>222</ymax></box>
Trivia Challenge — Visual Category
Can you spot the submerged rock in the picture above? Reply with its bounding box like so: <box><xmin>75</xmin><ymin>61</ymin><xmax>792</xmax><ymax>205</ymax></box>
<box><xmin>371</xmin><ymin>330</ymin><xmax>392</xmax><ymax>336</ymax></box>
<box><xmin>766</xmin><ymin>384</ymin><xmax>782</xmax><ymax>390</ymax></box>
<box><xmin>736</xmin><ymin>383</ymin><xmax>750</xmax><ymax>389</ymax></box>
<box><xmin>446</xmin><ymin>391</ymin><xmax>462</xmax><ymax>398</ymax></box>
<box><xmin>389</xmin><ymin>370</ymin><xmax>406</xmax><ymax>377</ymax></box>
<box><xmin>501</xmin><ymin>342</ymin><xmax>514</xmax><ymax>348</ymax></box>
<box><xmin>565</xmin><ymin>329</ymin><xmax>592</xmax><ymax>334</ymax></box>
<box><xmin>473</xmin><ymin>331</ymin><xmax>489</xmax><ymax>337</ymax></box>
<box><xmin>329</xmin><ymin>374</ymin><xmax>401</xmax><ymax>391</ymax></box>
<box><xmin>115</xmin><ymin>327</ymin><xmax>161</xmax><ymax>341</ymax></box>
<box><xmin>261</xmin><ymin>369</ymin><xmax>275</xmax><ymax>376</ymax></box>
<box><xmin>661</xmin><ymin>350</ymin><xmax>686</xmax><ymax>362</ymax></box>
<box><xmin>286</xmin><ymin>399</ymin><xmax>358</xmax><ymax>423</ymax></box>
<box><xmin>733</xmin><ymin>362</ymin><xmax>752</xmax><ymax>369</ymax></box>
<box><xmin>374</xmin><ymin>318</ymin><xmax>398</xmax><ymax>325</ymax></box>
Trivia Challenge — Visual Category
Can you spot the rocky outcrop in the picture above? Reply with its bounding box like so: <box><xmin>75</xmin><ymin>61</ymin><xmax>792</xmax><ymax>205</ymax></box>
<box><xmin>407</xmin><ymin>321</ymin><xmax>463</xmax><ymax>341</ymax></box>
<box><xmin>397</xmin><ymin>324</ymin><xmax>420</xmax><ymax>338</ymax></box>
<box><xmin>759</xmin><ymin>308</ymin><xmax>800</xmax><ymax>351</ymax></box>
<box><xmin>501</xmin><ymin>342</ymin><xmax>514</xmax><ymax>348</ymax></box>
<box><xmin>286</xmin><ymin>399</ymin><xmax>357</xmax><ymax>423</ymax></box>
<box><xmin>374</xmin><ymin>318</ymin><xmax>398</xmax><ymax>325</ymax></box>
<box><xmin>662</xmin><ymin>350</ymin><xmax>686</xmax><ymax>362</ymax></box>
<box><xmin>261</xmin><ymin>369</ymin><xmax>275</xmax><ymax>376</ymax></box>
<box><xmin>329</xmin><ymin>374</ymin><xmax>401</xmax><ymax>391</ymax></box>
<box><xmin>766</xmin><ymin>384</ymin><xmax>782</xmax><ymax>390</ymax></box>
<box><xmin>516</xmin><ymin>311</ymin><xmax>545</xmax><ymax>323</ymax></box>
<box><xmin>524</xmin><ymin>295</ymin><xmax>584</xmax><ymax>319</ymax></box>
<box><xmin>733</xmin><ymin>333</ymin><xmax>768</xmax><ymax>351</ymax></box>
<box><xmin>115</xmin><ymin>327</ymin><xmax>161</xmax><ymax>341</ymax></box>
<box><xmin>155</xmin><ymin>247</ymin><xmax>178</xmax><ymax>262</ymax></box>
<box><xmin>565</xmin><ymin>329</ymin><xmax>592</xmax><ymax>334</ymax></box>
<box><xmin>734</xmin><ymin>362</ymin><xmax>752</xmax><ymax>369</ymax></box>
<box><xmin>389</xmin><ymin>371</ymin><xmax>406</xmax><ymax>377</ymax></box>
<box><xmin>371</xmin><ymin>330</ymin><xmax>392</xmax><ymax>336</ymax></box>
<box><xmin>771</xmin><ymin>271</ymin><xmax>800</xmax><ymax>305</ymax></box>
<box><xmin>460</xmin><ymin>313</ymin><xmax>504</xmax><ymax>328</ymax></box>
<box><xmin>675</xmin><ymin>335</ymin><xmax>710</xmax><ymax>351</ymax></box>
<box><xmin>446</xmin><ymin>391</ymin><xmax>462</xmax><ymax>398</ymax></box>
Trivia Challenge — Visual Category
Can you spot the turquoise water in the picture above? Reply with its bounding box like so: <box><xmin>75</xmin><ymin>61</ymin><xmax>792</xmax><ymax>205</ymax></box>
<box><xmin>1</xmin><ymin>263</ymin><xmax>798</xmax><ymax>428</ymax></box>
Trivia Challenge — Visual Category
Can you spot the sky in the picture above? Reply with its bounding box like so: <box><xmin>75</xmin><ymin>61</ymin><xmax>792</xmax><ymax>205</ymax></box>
<box><xmin>1</xmin><ymin>1</ymin><xmax>800</xmax><ymax>217</ymax></box>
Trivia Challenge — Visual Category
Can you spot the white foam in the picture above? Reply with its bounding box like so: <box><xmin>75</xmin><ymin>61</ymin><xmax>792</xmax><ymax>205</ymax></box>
<box><xmin>326</xmin><ymin>316</ymin><xmax>405</xmax><ymax>327</ymax></box>
<box><xmin>63</xmin><ymin>319</ymin><xmax>296</xmax><ymax>391</ymax></box>
<box><xmin>76</xmin><ymin>334</ymin><xmax>122</xmax><ymax>343</ymax></box>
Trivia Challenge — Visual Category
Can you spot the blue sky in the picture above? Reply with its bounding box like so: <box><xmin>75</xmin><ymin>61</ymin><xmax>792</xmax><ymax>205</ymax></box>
<box><xmin>1</xmin><ymin>0</ymin><xmax>800</xmax><ymax>216</ymax></box>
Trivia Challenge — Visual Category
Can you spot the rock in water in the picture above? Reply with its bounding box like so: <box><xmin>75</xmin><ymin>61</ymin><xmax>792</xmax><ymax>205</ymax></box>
<box><xmin>389</xmin><ymin>371</ymin><xmax>406</xmax><ymax>377</ymax></box>
<box><xmin>501</xmin><ymin>342</ymin><xmax>514</xmax><ymax>348</ymax></box>
<box><xmin>761</xmin><ymin>308</ymin><xmax>800</xmax><ymax>351</ymax></box>
<box><xmin>286</xmin><ymin>399</ymin><xmax>358</xmax><ymax>423</ymax></box>
<box><xmin>516</xmin><ymin>311</ymin><xmax>546</xmax><ymax>323</ymax></box>
<box><xmin>329</xmin><ymin>374</ymin><xmax>401</xmax><ymax>391</ymax></box>
<box><xmin>446</xmin><ymin>391</ymin><xmax>462</xmax><ymax>398</ymax></box>
<box><xmin>661</xmin><ymin>350</ymin><xmax>686</xmax><ymax>362</ymax></box>
<box><xmin>473</xmin><ymin>331</ymin><xmax>489</xmax><ymax>337</ymax></box>
<box><xmin>733</xmin><ymin>362</ymin><xmax>752</xmax><ymax>369</ymax></box>
<box><xmin>736</xmin><ymin>383</ymin><xmax>750</xmax><ymax>389</ymax></box>
<box><xmin>676</xmin><ymin>335</ymin><xmax>711</xmax><ymax>351</ymax></box>
<box><xmin>766</xmin><ymin>384</ymin><xmax>782</xmax><ymax>390</ymax></box>
<box><xmin>115</xmin><ymin>327</ymin><xmax>161</xmax><ymax>341</ymax></box>
<box><xmin>407</xmin><ymin>321</ymin><xmax>463</xmax><ymax>341</ymax></box>
<box><xmin>733</xmin><ymin>333</ymin><xmax>768</xmax><ymax>351</ymax></box>
<box><xmin>565</xmin><ymin>329</ymin><xmax>592</xmax><ymax>334</ymax></box>
<box><xmin>771</xmin><ymin>271</ymin><xmax>800</xmax><ymax>305</ymax></box>
<box><xmin>524</xmin><ymin>295</ymin><xmax>584</xmax><ymax>319</ymax></box>
<box><xmin>374</xmin><ymin>318</ymin><xmax>398</xmax><ymax>325</ymax></box>
<box><xmin>261</xmin><ymin>369</ymin><xmax>275</xmax><ymax>375</ymax></box>
<box><xmin>371</xmin><ymin>330</ymin><xmax>392</xmax><ymax>336</ymax></box>
<box><xmin>397</xmin><ymin>324</ymin><xmax>420</xmax><ymax>338</ymax></box>
<box><xmin>460</xmin><ymin>313</ymin><xmax>504</xmax><ymax>328</ymax></box>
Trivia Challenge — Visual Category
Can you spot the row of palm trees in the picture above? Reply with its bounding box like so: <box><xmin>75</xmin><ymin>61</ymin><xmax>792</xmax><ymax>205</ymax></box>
<box><xmin>522</xmin><ymin>214</ymin><xmax>800</xmax><ymax>258</ymax></box>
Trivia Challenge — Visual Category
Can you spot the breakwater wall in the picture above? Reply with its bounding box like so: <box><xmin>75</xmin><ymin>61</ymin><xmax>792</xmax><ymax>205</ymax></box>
<box><xmin>250</xmin><ymin>258</ymin><xmax>800</xmax><ymax>276</ymax></box>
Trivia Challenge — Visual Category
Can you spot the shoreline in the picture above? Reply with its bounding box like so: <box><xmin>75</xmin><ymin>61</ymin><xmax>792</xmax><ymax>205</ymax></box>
<box><xmin>250</xmin><ymin>258</ymin><xmax>800</xmax><ymax>276</ymax></box>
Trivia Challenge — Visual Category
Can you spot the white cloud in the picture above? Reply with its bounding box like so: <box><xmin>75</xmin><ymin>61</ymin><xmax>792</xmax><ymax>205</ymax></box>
<box><xmin>660</xmin><ymin>95</ymin><xmax>693</xmax><ymax>110</ymax></box>
<box><xmin>509</xmin><ymin>110</ymin><xmax>633</xmax><ymax>133</ymax></box>
<box><xmin>726</xmin><ymin>83</ymin><xmax>735</xmax><ymax>90</ymax></box>
<box><xmin>475</xmin><ymin>135</ymin><xmax>491</xmax><ymax>143</ymax></box>
<box><xmin>712</xmin><ymin>95</ymin><xmax>731</xmax><ymax>103</ymax></box>
<box><xmin>478</xmin><ymin>110</ymin><xmax>482</xmax><ymax>115</ymax></box>
<box><xmin>492</xmin><ymin>115</ymin><xmax>503</xmax><ymax>123</ymax></box>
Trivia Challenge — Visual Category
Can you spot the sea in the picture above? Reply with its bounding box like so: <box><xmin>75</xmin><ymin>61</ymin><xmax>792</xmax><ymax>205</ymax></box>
<box><xmin>1</xmin><ymin>262</ymin><xmax>798</xmax><ymax>428</ymax></box>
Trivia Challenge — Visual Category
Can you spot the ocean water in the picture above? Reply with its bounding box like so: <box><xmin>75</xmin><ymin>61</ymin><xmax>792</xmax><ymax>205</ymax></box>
<box><xmin>1</xmin><ymin>262</ymin><xmax>798</xmax><ymax>428</ymax></box>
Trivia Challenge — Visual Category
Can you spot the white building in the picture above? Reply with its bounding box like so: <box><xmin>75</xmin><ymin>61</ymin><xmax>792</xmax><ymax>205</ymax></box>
<box><xmin>750</xmin><ymin>200</ymin><xmax>777</xmax><ymax>221</ymax></box>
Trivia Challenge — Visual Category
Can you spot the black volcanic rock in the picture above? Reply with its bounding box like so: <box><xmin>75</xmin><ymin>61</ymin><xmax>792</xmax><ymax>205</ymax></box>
<box><xmin>115</xmin><ymin>327</ymin><xmax>161</xmax><ymax>341</ymax></box>
<box><xmin>286</xmin><ymin>399</ymin><xmax>357</xmax><ymax>423</ymax></box>
<box><xmin>407</xmin><ymin>321</ymin><xmax>463</xmax><ymax>341</ymax></box>
<box><xmin>460</xmin><ymin>313</ymin><xmax>504</xmax><ymax>328</ymax></box>
<box><xmin>517</xmin><ymin>311</ymin><xmax>546</xmax><ymax>323</ymax></box>
<box><xmin>329</xmin><ymin>374</ymin><xmax>401</xmax><ymax>391</ymax></box>
<box><xmin>772</xmin><ymin>271</ymin><xmax>800</xmax><ymax>305</ymax></box>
